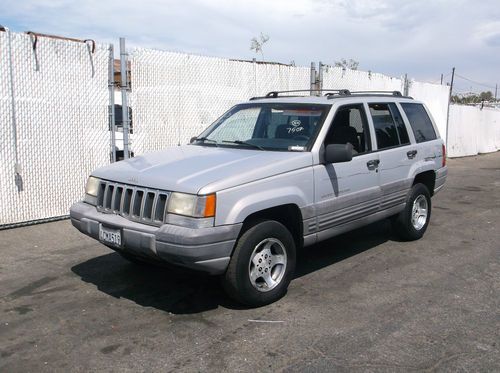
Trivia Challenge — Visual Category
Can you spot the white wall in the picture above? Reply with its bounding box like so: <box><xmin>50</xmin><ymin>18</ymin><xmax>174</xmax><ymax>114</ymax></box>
<box><xmin>447</xmin><ymin>105</ymin><xmax>500</xmax><ymax>158</ymax></box>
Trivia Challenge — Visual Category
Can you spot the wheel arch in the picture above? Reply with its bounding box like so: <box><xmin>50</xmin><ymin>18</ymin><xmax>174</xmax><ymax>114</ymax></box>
<box><xmin>239</xmin><ymin>204</ymin><xmax>304</xmax><ymax>250</ymax></box>
<box><xmin>413</xmin><ymin>170</ymin><xmax>436</xmax><ymax>196</ymax></box>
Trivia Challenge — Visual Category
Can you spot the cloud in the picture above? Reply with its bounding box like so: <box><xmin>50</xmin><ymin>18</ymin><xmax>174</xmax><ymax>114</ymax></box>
<box><xmin>0</xmin><ymin>0</ymin><xmax>498</xmax><ymax>87</ymax></box>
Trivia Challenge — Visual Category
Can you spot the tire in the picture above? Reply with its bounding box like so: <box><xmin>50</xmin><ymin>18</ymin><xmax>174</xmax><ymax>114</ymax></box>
<box><xmin>222</xmin><ymin>220</ymin><xmax>296</xmax><ymax>307</ymax></box>
<box><xmin>392</xmin><ymin>183</ymin><xmax>432</xmax><ymax>241</ymax></box>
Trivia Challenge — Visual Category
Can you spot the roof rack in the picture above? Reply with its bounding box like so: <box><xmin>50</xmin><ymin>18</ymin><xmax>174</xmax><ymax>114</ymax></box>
<box><xmin>249</xmin><ymin>89</ymin><xmax>349</xmax><ymax>100</ymax></box>
<box><xmin>249</xmin><ymin>89</ymin><xmax>413</xmax><ymax>101</ymax></box>
<box><xmin>325</xmin><ymin>90</ymin><xmax>413</xmax><ymax>99</ymax></box>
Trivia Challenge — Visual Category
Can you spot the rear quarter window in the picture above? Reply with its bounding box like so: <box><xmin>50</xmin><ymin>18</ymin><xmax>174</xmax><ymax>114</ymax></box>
<box><xmin>400</xmin><ymin>103</ymin><xmax>437</xmax><ymax>143</ymax></box>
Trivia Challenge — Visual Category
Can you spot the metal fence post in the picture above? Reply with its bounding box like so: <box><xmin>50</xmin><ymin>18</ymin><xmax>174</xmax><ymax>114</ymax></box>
<box><xmin>119</xmin><ymin>37</ymin><xmax>130</xmax><ymax>159</ymax></box>
<box><xmin>108</xmin><ymin>44</ymin><xmax>116</xmax><ymax>162</ymax></box>
<box><xmin>310</xmin><ymin>62</ymin><xmax>316</xmax><ymax>96</ymax></box>
<box><xmin>445</xmin><ymin>67</ymin><xmax>455</xmax><ymax>148</ymax></box>
<box><xmin>6</xmin><ymin>28</ymin><xmax>23</xmax><ymax>191</ymax></box>
<box><xmin>403</xmin><ymin>73</ymin><xmax>410</xmax><ymax>96</ymax></box>
<box><xmin>318</xmin><ymin>61</ymin><xmax>324</xmax><ymax>92</ymax></box>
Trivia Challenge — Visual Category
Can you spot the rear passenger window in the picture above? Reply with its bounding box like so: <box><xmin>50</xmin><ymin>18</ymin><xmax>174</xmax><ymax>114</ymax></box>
<box><xmin>400</xmin><ymin>103</ymin><xmax>437</xmax><ymax>143</ymax></box>
<box><xmin>368</xmin><ymin>103</ymin><xmax>409</xmax><ymax>150</ymax></box>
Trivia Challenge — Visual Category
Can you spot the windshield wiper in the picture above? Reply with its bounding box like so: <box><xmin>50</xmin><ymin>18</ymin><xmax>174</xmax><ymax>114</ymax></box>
<box><xmin>222</xmin><ymin>140</ymin><xmax>264</xmax><ymax>150</ymax></box>
<box><xmin>192</xmin><ymin>137</ymin><xmax>219</xmax><ymax>146</ymax></box>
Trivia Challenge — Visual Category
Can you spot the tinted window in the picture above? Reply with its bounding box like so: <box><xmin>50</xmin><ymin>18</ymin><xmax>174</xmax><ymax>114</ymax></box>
<box><xmin>389</xmin><ymin>103</ymin><xmax>410</xmax><ymax>145</ymax></box>
<box><xmin>369</xmin><ymin>103</ymin><xmax>401</xmax><ymax>149</ymax></box>
<box><xmin>325</xmin><ymin>104</ymin><xmax>371</xmax><ymax>155</ymax></box>
<box><xmin>401</xmin><ymin>103</ymin><xmax>437</xmax><ymax>143</ymax></box>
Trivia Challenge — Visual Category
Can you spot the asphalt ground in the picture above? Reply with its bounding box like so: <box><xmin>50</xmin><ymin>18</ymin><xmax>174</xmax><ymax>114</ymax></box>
<box><xmin>1</xmin><ymin>152</ymin><xmax>499</xmax><ymax>372</ymax></box>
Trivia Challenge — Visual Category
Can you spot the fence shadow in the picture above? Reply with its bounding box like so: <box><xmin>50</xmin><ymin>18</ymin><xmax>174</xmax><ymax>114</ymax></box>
<box><xmin>71</xmin><ymin>219</ymin><xmax>393</xmax><ymax>314</ymax></box>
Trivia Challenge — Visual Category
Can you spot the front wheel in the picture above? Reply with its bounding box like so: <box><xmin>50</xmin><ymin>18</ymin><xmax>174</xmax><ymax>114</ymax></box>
<box><xmin>222</xmin><ymin>220</ymin><xmax>296</xmax><ymax>307</ymax></box>
<box><xmin>392</xmin><ymin>183</ymin><xmax>432</xmax><ymax>241</ymax></box>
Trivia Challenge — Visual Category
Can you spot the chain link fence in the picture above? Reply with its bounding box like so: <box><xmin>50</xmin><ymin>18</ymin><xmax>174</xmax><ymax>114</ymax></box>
<box><xmin>0</xmin><ymin>35</ymin><xmax>458</xmax><ymax>227</ymax></box>
<box><xmin>129</xmin><ymin>50</ymin><xmax>451</xmax><ymax>155</ymax></box>
<box><xmin>0</xmin><ymin>31</ymin><xmax>110</xmax><ymax>228</ymax></box>
<box><xmin>128</xmin><ymin>49</ymin><xmax>311</xmax><ymax>154</ymax></box>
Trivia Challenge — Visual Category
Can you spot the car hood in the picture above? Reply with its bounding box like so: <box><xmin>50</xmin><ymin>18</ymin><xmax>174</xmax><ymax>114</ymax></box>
<box><xmin>92</xmin><ymin>145</ymin><xmax>313</xmax><ymax>194</ymax></box>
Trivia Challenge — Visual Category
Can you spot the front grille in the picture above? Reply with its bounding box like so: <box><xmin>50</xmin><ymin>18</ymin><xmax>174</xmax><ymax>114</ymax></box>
<box><xmin>96</xmin><ymin>180</ymin><xmax>170</xmax><ymax>226</ymax></box>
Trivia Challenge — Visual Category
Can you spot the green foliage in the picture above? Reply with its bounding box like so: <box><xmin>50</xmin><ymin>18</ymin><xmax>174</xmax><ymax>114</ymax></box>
<box><xmin>452</xmin><ymin>91</ymin><xmax>495</xmax><ymax>104</ymax></box>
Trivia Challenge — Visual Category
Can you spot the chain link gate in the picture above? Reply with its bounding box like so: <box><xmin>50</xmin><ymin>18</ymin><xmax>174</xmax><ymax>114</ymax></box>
<box><xmin>0</xmin><ymin>30</ymin><xmax>111</xmax><ymax>228</ymax></box>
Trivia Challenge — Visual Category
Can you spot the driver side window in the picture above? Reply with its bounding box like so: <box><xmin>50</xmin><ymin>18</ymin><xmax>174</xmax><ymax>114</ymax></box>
<box><xmin>325</xmin><ymin>104</ymin><xmax>371</xmax><ymax>155</ymax></box>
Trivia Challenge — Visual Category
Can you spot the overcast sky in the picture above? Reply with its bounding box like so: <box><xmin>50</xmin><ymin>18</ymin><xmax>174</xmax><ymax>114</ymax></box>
<box><xmin>1</xmin><ymin>0</ymin><xmax>499</xmax><ymax>94</ymax></box>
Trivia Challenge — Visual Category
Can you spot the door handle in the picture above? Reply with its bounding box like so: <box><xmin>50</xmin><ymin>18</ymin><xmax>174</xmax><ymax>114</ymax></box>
<box><xmin>407</xmin><ymin>150</ymin><xmax>418</xmax><ymax>159</ymax></box>
<box><xmin>366</xmin><ymin>159</ymin><xmax>380</xmax><ymax>170</ymax></box>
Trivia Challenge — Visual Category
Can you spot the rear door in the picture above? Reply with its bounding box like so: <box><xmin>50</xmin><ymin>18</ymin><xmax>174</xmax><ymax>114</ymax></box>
<box><xmin>366</xmin><ymin>102</ymin><xmax>414</xmax><ymax>212</ymax></box>
<box><xmin>313</xmin><ymin>104</ymin><xmax>381</xmax><ymax>238</ymax></box>
<box><xmin>399</xmin><ymin>102</ymin><xmax>444</xmax><ymax>171</ymax></box>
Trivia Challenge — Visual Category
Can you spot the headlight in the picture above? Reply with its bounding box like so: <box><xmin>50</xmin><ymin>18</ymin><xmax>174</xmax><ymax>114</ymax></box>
<box><xmin>85</xmin><ymin>176</ymin><xmax>100</xmax><ymax>197</ymax></box>
<box><xmin>167</xmin><ymin>192</ymin><xmax>216</xmax><ymax>218</ymax></box>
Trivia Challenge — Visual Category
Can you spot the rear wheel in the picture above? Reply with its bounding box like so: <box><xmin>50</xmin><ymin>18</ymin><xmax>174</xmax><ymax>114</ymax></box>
<box><xmin>222</xmin><ymin>220</ymin><xmax>296</xmax><ymax>307</ymax></box>
<box><xmin>392</xmin><ymin>183</ymin><xmax>431</xmax><ymax>241</ymax></box>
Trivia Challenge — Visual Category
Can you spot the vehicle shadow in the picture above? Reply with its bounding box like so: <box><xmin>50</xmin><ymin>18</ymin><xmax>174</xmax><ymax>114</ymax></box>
<box><xmin>71</xmin><ymin>219</ymin><xmax>393</xmax><ymax>314</ymax></box>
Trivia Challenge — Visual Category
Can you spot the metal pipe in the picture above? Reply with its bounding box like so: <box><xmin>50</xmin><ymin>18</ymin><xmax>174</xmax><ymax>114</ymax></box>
<box><xmin>119</xmin><ymin>37</ymin><xmax>130</xmax><ymax>159</ymax></box>
<box><xmin>108</xmin><ymin>44</ymin><xmax>116</xmax><ymax>163</ymax></box>
<box><xmin>6</xmin><ymin>28</ymin><xmax>23</xmax><ymax>191</ymax></box>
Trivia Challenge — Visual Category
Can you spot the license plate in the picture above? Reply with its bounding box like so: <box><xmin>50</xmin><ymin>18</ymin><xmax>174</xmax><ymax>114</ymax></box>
<box><xmin>99</xmin><ymin>225</ymin><xmax>122</xmax><ymax>247</ymax></box>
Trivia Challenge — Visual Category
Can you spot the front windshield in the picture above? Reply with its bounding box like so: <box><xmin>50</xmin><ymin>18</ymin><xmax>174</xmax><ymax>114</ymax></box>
<box><xmin>192</xmin><ymin>103</ymin><xmax>331</xmax><ymax>151</ymax></box>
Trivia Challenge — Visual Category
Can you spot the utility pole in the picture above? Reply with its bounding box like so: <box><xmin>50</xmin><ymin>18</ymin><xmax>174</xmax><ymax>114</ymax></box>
<box><xmin>495</xmin><ymin>84</ymin><xmax>498</xmax><ymax>101</ymax></box>
<box><xmin>445</xmin><ymin>67</ymin><xmax>455</xmax><ymax>149</ymax></box>
<box><xmin>440</xmin><ymin>73</ymin><xmax>443</xmax><ymax>85</ymax></box>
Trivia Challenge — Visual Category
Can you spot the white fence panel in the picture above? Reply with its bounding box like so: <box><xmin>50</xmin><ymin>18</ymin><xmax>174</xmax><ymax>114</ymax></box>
<box><xmin>0</xmin><ymin>31</ymin><xmax>110</xmax><ymax>227</ymax></box>
<box><xmin>448</xmin><ymin>104</ymin><xmax>500</xmax><ymax>158</ymax></box>
<box><xmin>322</xmin><ymin>66</ymin><xmax>403</xmax><ymax>92</ymax></box>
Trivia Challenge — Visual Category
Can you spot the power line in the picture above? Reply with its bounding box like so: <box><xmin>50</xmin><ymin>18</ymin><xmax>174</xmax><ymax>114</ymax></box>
<box><xmin>454</xmin><ymin>73</ymin><xmax>496</xmax><ymax>90</ymax></box>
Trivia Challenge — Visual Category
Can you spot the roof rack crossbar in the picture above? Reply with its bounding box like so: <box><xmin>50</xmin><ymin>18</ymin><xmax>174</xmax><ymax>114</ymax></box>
<box><xmin>349</xmin><ymin>90</ymin><xmax>402</xmax><ymax>96</ymax></box>
<box><xmin>249</xmin><ymin>89</ymin><xmax>413</xmax><ymax>101</ymax></box>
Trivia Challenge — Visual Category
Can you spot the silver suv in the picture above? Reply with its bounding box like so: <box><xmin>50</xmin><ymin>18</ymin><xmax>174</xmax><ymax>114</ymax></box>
<box><xmin>70</xmin><ymin>90</ymin><xmax>448</xmax><ymax>306</ymax></box>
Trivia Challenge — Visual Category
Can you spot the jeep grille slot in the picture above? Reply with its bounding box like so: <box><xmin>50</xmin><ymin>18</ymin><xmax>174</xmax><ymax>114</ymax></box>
<box><xmin>154</xmin><ymin>193</ymin><xmax>168</xmax><ymax>222</ymax></box>
<box><xmin>132</xmin><ymin>190</ymin><xmax>144</xmax><ymax>217</ymax></box>
<box><xmin>96</xmin><ymin>181</ymin><xmax>170</xmax><ymax>227</ymax></box>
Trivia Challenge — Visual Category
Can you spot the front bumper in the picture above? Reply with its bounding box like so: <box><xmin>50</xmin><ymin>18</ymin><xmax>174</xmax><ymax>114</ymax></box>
<box><xmin>70</xmin><ymin>202</ymin><xmax>241</xmax><ymax>275</ymax></box>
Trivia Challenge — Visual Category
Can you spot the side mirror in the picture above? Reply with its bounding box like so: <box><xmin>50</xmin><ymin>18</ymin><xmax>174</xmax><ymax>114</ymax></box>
<box><xmin>324</xmin><ymin>143</ymin><xmax>353</xmax><ymax>163</ymax></box>
<box><xmin>190</xmin><ymin>136</ymin><xmax>197</xmax><ymax>144</ymax></box>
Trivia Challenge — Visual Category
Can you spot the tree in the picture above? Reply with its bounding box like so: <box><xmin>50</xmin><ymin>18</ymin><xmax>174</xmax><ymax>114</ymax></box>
<box><xmin>452</xmin><ymin>91</ymin><xmax>494</xmax><ymax>104</ymax></box>
<box><xmin>334</xmin><ymin>58</ymin><xmax>359</xmax><ymax>70</ymax></box>
<box><xmin>250</xmin><ymin>33</ymin><xmax>270</xmax><ymax>61</ymax></box>
<box><xmin>479</xmin><ymin>91</ymin><xmax>493</xmax><ymax>101</ymax></box>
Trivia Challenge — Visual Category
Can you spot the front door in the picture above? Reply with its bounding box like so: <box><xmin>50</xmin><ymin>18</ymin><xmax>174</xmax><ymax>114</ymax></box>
<box><xmin>313</xmin><ymin>104</ymin><xmax>381</xmax><ymax>239</ymax></box>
